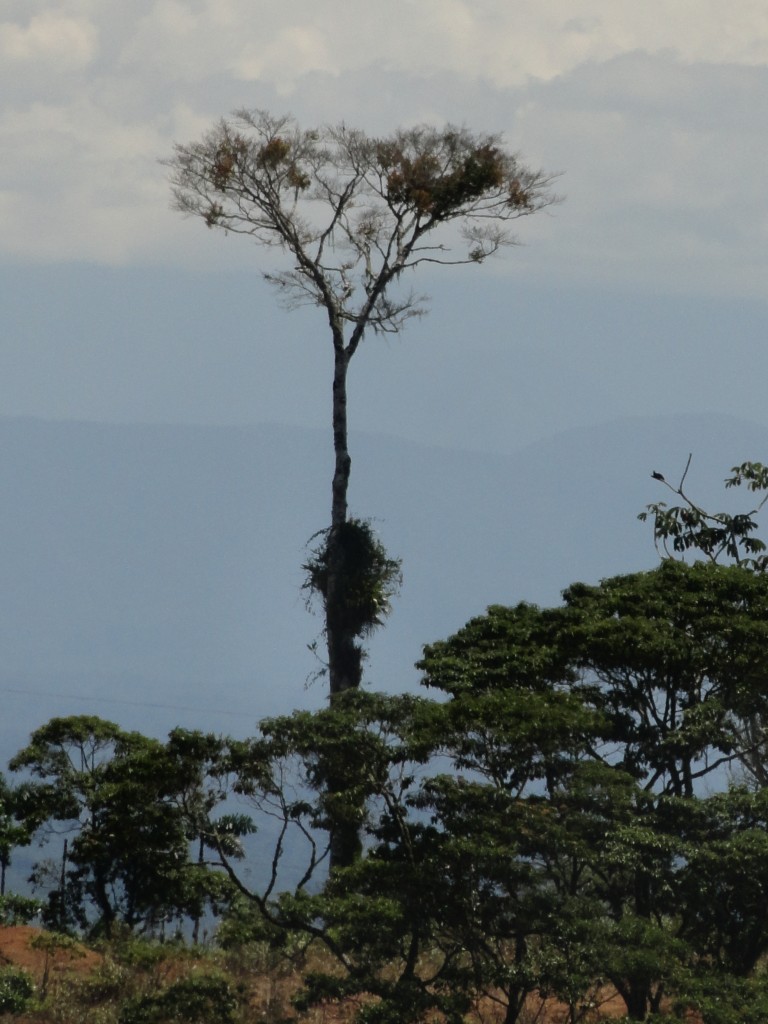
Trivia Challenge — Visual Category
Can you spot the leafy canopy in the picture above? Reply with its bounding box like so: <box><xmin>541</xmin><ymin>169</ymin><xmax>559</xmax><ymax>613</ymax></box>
<box><xmin>640</xmin><ymin>455</ymin><xmax>768</xmax><ymax>569</ymax></box>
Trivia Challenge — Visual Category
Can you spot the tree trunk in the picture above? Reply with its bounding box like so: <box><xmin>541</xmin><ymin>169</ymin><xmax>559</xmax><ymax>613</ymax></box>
<box><xmin>623</xmin><ymin>986</ymin><xmax>649</xmax><ymax>1021</ymax></box>
<box><xmin>192</xmin><ymin>833</ymin><xmax>204</xmax><ymax>944</ymax></box>
<box><xmin>326</xmin><ymin>343</ymin><xmax>361</xmax><ymax>698</ymax></box>
<box><xmin>613</xmin><ymin>974</ymin><xmax>653</xmax><ymax>1021</ymax></box>
<box><xmin>325</xmin><ymin>342</ymin><xmax>364</xmax><ymax>868</ymax></box>
<box><xmin>503</xmin><ymin>936</ymin><xmax>530</xmax><ymax>1024</ymax></box>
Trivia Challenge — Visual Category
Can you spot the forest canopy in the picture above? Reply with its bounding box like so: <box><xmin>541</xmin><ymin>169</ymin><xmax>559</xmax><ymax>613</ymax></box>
<box><xmin>6</xmin><ymin>558</ymin><xmax>768</xmax><ymax>1023</ymax></box>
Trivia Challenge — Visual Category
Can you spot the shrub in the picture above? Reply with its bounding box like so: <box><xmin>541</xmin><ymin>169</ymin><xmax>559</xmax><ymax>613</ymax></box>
<box><xmin>118</xmin><ymin>972</ymin><xmax>240</xmax><ymax>1024</ymax></box>
<box><xmin>0</xmin><ymin>965</ymin><xmax>35</xmax><ymax>1014</ymax></box>
<box><xmin>0</xmin><ymin>892</ymin><xmax>43</xmax><ymax>925</ymax></box>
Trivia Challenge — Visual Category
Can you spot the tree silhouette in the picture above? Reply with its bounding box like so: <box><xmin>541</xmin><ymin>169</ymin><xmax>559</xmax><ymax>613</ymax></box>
<box><xmin>167</xmin><ymin>110</ymin><xmax>556</xmax><ymax>703</ymax></box>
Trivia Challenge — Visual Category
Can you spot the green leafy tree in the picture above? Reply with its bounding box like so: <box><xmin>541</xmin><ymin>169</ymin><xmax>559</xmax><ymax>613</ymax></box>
<box><xmin>556</xmin><ymin>560</ymin><xmax>768</xmax><ymax>797</ymax></box>
<box><xmin>215</xmin><ymin>692</ymin><xmax>474</xmax><ymax>1023</ymax></box>
<box><xmin>10</xmin><ymin>717</ymin><xmax>239</xmax><ymax>937</ymax></box>
<box><xmin>212</xmin><ymin>561</ymin><xmax>768</xmax><ymax>1021</ymax></box>
<box><xmin>640</xmin><ymin>458</ymin><xmax>768</xmax><ymax>789</ymax></box>
<box><xmin>421</xmin><ymin>561</ymin><xmax>768</xmax><ymax>798</ymax></box>
<box><xmin>149</xmin><ymin>728</ymin><xmax>253</xmax><ymax>942</ymax></box>
<box><xmin>414</xmin><ymin>597</ymin><xmax>608</xmax><ymax>1019</ymax></box>
<box><xmin>10</xmin><ymin>715</ymin><xmax>140</xmax><ymax>932</ymax></box>
<box><xmin>0</xmin><ymin>772</ymin><xmax>32</xmax><ymax>896</ymax></box>
<box><xmin>217</xmin><ymin>687</ymin><xmax>608</xmax><ymax>1024</ymax></box>
<box><xmin>668</xmin><ymin>787</ymin><xmax>768</xmax><ymax>977</ymax></box>
<box><xmin>671</xmin><ymin>968</ymin><xmax>768</xmax><ymax>1024</ymax></box>
<box><xmin>0</xmin><ymin>893</ymin><xmax>43</xmax><ymax>925</ymax></box>
<box><xmin>419</xmin><ymin>560</ymin><xmax>768</xmax><ymax>1020</ymax></box>
<box><xmin>219</xmin><ymin>565</ymin><xmax>768</xmax><ymax>1019</ymax></box>
<box><xmin>173</xmin><ymin>560</ymin><xmax>768</xmax><ymax>1021</ymax></box>
<box><xmin>639</xmin><ymin>455</ymin><xmax>768</xmax><ymax>569</ymax></box>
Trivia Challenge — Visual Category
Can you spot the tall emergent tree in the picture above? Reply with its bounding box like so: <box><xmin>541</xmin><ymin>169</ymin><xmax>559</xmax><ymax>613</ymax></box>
<box><xmin>166</xmin><ymin>110</ymin><xmax>555</xmax><ymax>700</ymax></box>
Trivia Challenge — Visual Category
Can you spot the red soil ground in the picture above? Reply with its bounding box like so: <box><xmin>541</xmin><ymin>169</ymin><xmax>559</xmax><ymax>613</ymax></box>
<box><xmin>0</xmin><ymin>925</ymin><xmax>664</xmax><ymax>1022</ymax></box>
<box><xmin>0</xmin><ymin>925</ymin><xmax>101</xmax><ymax>979</ymax></box>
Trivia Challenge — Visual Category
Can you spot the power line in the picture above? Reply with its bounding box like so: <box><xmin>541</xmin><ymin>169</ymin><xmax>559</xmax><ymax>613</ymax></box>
<box><xmin>0</xmin><ymin>684</ymin><xmax>258</xmax><ymax>720</ymax></box>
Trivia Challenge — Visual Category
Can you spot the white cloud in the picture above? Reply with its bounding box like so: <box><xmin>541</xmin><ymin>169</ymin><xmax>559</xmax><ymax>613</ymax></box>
<box><xmin>0</xmin><ymin>10</ymin><xmax>98</xmax><ymax>69</ymax></box>
<box><xmin>117</xmin><ymin>0</ymin><xmax>768</xmax><ymax>89</ymax></box>
<box><xmin>115</xmin><ymin>0</ymin><xmax>768</xmax><ymax>95</ymax></box>
<box><xmin>1</xmin><ymin>3</ymin><xmax>767</xmax><ymax>300</ymax></box>
<box><xmin>234</xmin><ymin>26</ymin><xmax>337</xmax><ymax>93</ymax></box>
<box><xmin>0</xmin><ymin>96</ymin><xmax>173</xmax><ymax>265</ymax></box>
<box><xmin>508</xmin><ymin>53</ymin><xmax>768</xmax><ymax>297</ymax></box>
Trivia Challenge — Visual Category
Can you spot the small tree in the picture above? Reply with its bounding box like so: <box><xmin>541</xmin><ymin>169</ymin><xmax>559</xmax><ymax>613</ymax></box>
<box><xmin>640</xmin><ymin>458</ymin><xmax>768</xmax><ymax>786</ymax></box>
<box><xmin>166</xmin><ymin>110</ymin><xmax>556</xmax><ymax>704</ymax></box>
<box><xmin>639</xmin><ymin>455</ymin><xmax>768</xmax><ymax>569</ymax></box>
<box><xmin>10</xmin><ymin>717</ymin><xmax>238</xmax><ymax>937</ymax></box>
<box><xmin>0</xmin><ymin>773</ymin><xmax>32</xmax><ymax>897</ymax></box>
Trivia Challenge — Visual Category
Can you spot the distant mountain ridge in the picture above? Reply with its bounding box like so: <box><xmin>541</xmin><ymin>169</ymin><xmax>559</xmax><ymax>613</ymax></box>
<box><xmin>2</xmin><ymin>411</ymin><xmax>767</xmax><ymax>766</ymax></box>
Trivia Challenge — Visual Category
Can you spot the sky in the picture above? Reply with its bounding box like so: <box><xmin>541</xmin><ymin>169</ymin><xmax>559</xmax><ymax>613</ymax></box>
<box><xmin>2</xmin><ymin>0</ymin><xmax>768</xmax><ymax>454</ymax></box>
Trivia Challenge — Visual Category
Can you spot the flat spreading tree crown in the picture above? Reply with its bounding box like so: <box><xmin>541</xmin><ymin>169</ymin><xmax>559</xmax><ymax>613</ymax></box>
<box><xmin>167</xmin><ymin>110</ymin><xmax>556</xmax><ymax>341</ymax></box>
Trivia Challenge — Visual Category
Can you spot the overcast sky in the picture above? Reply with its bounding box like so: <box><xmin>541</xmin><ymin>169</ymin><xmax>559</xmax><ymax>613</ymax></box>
<box><xmin>2</xmin><ymin>1</ymin><xmax>768</xmax><ymax>452</ymax></box>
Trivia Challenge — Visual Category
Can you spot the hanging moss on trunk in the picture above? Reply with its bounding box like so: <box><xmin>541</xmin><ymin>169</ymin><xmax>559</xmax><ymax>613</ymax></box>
<box><xmin>303</xmin><ymin>518</ymin><xmax>402</xmax><ymax>697</ymax></box>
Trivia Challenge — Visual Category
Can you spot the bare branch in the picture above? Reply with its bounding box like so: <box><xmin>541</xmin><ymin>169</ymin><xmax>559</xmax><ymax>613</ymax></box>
<box><xmin>165</xmin><ymin>110</ymin><xmax>558</xmax><ymax>348</ymax></box>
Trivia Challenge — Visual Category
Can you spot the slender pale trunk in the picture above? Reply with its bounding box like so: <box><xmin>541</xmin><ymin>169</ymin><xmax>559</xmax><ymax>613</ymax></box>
<box><xmin>330</xmin><ymin>343</ymin><xmax>351</xmax><ymax>530</ymax></box>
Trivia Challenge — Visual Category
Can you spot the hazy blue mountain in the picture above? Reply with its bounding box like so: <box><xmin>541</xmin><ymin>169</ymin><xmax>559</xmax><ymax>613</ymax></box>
<box><xmin>2</xmin><ymin>411</ymin><xmax>766</xmax><ymax>762</ymax></box>
<box><xmin>2</xmin><ymin>412</ymin><xmax>767</xmax><ymax>894</ymax></box>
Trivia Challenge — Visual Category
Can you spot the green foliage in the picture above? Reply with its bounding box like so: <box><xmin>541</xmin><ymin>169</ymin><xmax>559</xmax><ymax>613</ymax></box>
<box><xmin>558</xmin><ymin>560</ymin><xmax>768</xmax><ymax>795</ymax></box>
<box><xmin>303</xmin><ymin>518</ymin><xmax>402</xmax><ymax>639</ymax></box>
<box><xmin>219</xmin><ymin>576</ymin><xmax>768</xmax><ymax>1021</ymax></box>
<box><xmin>667</xmin><ymin>787</ymin><xmax>768</xmax><ymax>975</ymax></box>
<box><xmin>10</xmin><ymin>715</ymin><xmax>146</xmax><ymax>829</ymax></box>
<box><xmin>29</xmin><ymin>931</ymin><xmax>87</xmax><ymax>1002</ymax></box>
<box><xmin>118</xmin><ymin>973</ymin><xmax>240</xmax><ymax>1024</ymax></box>
<box><xmin>0</xmin><ymin>965</ymin><xmax>34</xmax><ymax>1015</ymax></box>
<box><xmin>639</xmin><ymin>456</ymin><xmax>768</xmax><ymax>569</ymax></box>
<box><xmin>10</xmin><ymin>717</ymin><xmax>238</xmax><ymax>937</ymax></box>
<box><xmin>0</xmin><ymin>771</ymin><xmax>33</xmax><ymax>896</ymax></box>
<box><xmin>11</xmin><ymin>554</ymin><xmax>768</xmax><ymax>1022</ymax></box>
<box><xmin>216</xmin><ymin>893</ymin><xmax>304</xmax><ymax>953</ymax></box>
<box><xmin>63</xmin><ymin>954</ymin><xmax>129</xmax><ymax>1007</ymax></box>
<box><xmin>671</xmin><ymin>968</ymin><xmax>768</xmax><ymax>1024</ymax></box>
<box><xmin>244</xmin><ymin>685</ymin><xmax>607</xmax><ymax>1023</ymax></box>
<box><xmin>640</xmin><ymin>459</ymin><xmax>768</xmax><ymax>790</ymax></box>
<box><xmin>418</xmin><ymin>599</ymin><xmax>571</xmax><ymax>696</ymax></box>
<box><xmin>0</xmin><ymin>892</ymin><xmax>43</xmax><ymax>924</ymax></box>
<box><xmin>422</xmin><ymin>561</ymin><xmax>768</xmax><ymax>797</ymax></box>
<box><xmin>412</xmin><ymin>560</ymin><xmax>768</xmax><ymax>1019</ymax></box>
